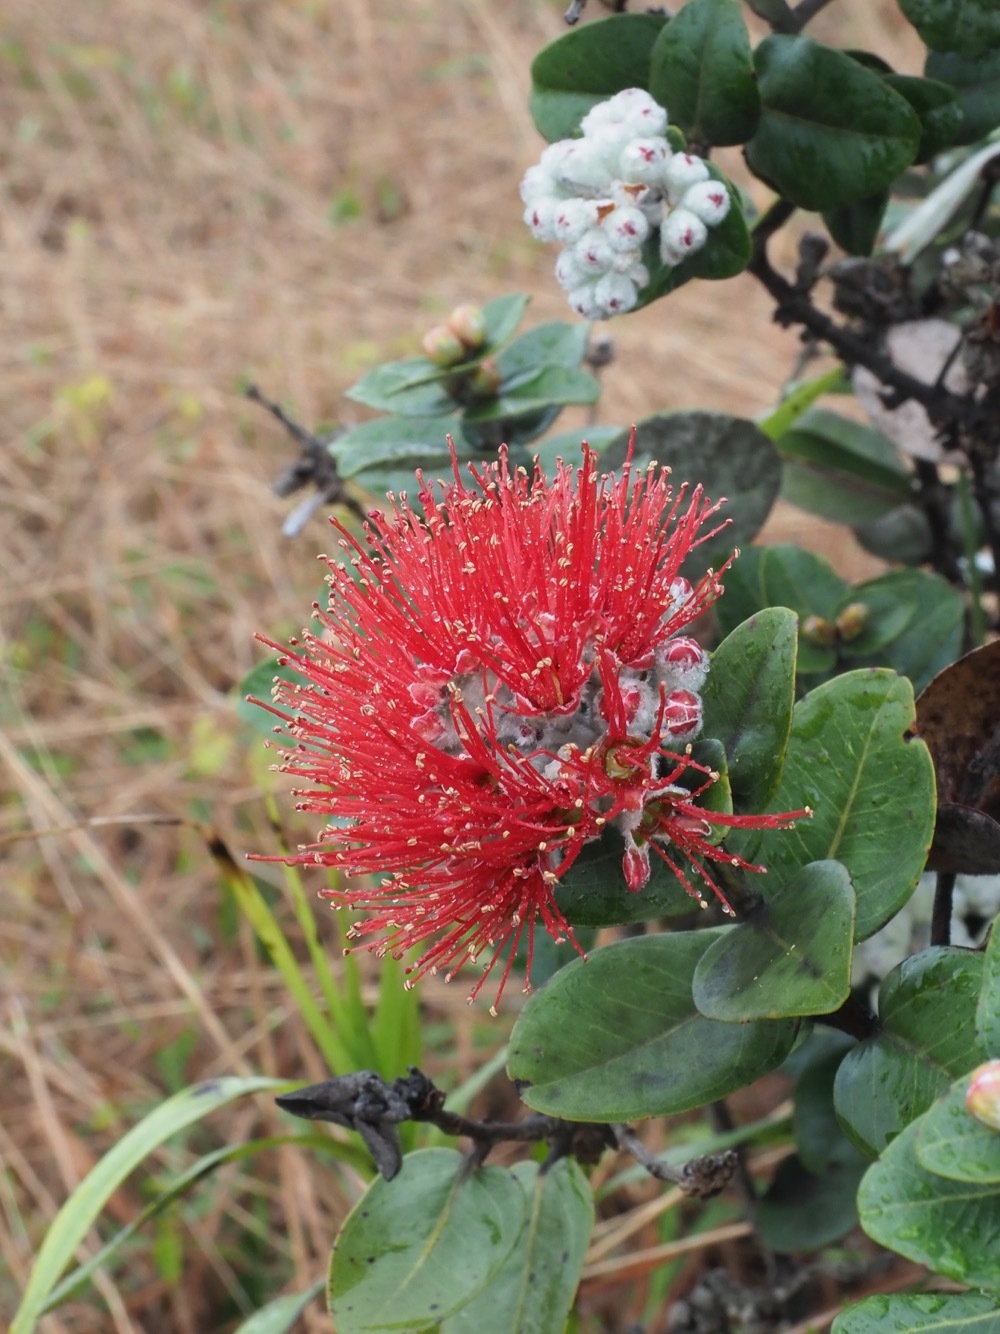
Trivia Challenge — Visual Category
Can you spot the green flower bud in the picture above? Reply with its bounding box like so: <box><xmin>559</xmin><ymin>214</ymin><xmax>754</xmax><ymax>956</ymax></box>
<box><xmin>422</xmin><ymin>324</ymin><xmax>466</xmax><ymax>367</ymax></box>
<box><xmin>802</xmin><ymin>615</ymin><xmax>836</xmax><ymax>648</ymax></box>
<box><xmin>468</xmin><ymin>357</ymin><xmax>501</xmax><ymax>400</ymax></box>
<box><xmin>447</xmin><ymin>304</ymin><xmax>487</xmax><ymax>351</ymax></box>
<box><xmin>836</xmin><ymin>602</ymin><xmax>870</xmax><ymax>643</ymax></box>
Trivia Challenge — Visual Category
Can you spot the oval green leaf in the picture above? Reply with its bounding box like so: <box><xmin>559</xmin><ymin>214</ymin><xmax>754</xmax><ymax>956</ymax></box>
<box><xmin>832</xmin><ymin>1291</ymin><xmax>1000</xmax><ymax>1334</ymax></box>
<box><xmin>834</xmin><ymin>947</ymin><xmax>987</xmax><ymax>1157</ymax></box>
<box><xmin>529</xmin><ymin>14</ymin><xmax>670</xmax><ymax>142</ymax></box>
<box><xmin>926</xmin><ymin>50</ymin><xmax>1000</xmax><ymax>146</ymax></box>
<box><xmin>858</xmin><ymin>1108</ymin><xmax>1000</xmax><ymax>1289</ymax></box>
<box><xmin>746</xmin><ymin>36</ymin><xmax>920</xmax><ymax>211</ymax></box>
<box><xmin>440</xmin><ymin>1160</ymin><xmax>593</xmax><ymax>1334</ymax></box>
<box><xmin>649</xmin><ymin>0</ymin><xmax>759</xmax><ymax>146</ymax></box>
<box><xmin>692</xmin><ymin>860</ymin><xmax>856</xmax><ymax>1021</ymax></box>
<box><xmin>916</xmin><ymin>1073</ymin><xmax>1000</xmax><ymax>1184</ymax></box>
<box><xmin>755</xmin><ymin>1152</ymin><xmax>866</xmax><ymax>1253</ymax></box>
<box><xmin>700</xmin><ymin>607</ymin><xmax>798</xmax><ymax>811</ymax></box>
<box><xmin>327</xmin><ymin>1148</ymin><xmax>527</xmax><ymax>1332</ymax></box>
<box><xmin>730</xmin><ymin>669</ymin><xmax>936</xmax><ymax>943</ymax></box>
<box><xmin>234</xmin><ymin>1280</ymin><xmax>327</xmax><ymax>1334</ymax></box>
<box><xmin>900</xmin><ymin>0</ymin><xmax>1000</xmax><ymax>58</ymax></box>
<box><xmin>508</xmin><ymin>931</ymin><xmax>798</xmax><ymax>1121</ymax></box>
<box><xmin>978</xmin><ymin>912</ymin><xmax>1000</xmax><ymax>1053</ymax></box>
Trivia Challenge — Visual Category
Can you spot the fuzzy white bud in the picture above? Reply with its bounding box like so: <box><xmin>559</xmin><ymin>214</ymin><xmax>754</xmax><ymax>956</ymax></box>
<box><xmin>660</xmin><ymin>208</ymin><xmax>708</xmax><ymax>266</ymax></box>
<box><xmin>602</xmin><ymin>203</ymin><xmax>650</xmax><ymax>251</ymax></box>
<box><xmin>573</xmin><ymin>227</ymin><xmax>615</xmax><ymax>275</ymax></box>
<box><xmin>681</xmin><ymin>180</ymin><xmax>731</xmax><ymax>227</ymax></box>
<box><xmin>663</xmin><ymin>152</ymin><xmax>710</xmax><ymax>203</ymax></box>
<box><xmin>593</xmin><ymin>271</ymin><xmax>639</xmax><ymax>316</ymax></box>
<box><xmin>553</xmin><ymin>198</ymin><xmax>602</xmax><ymax>245</ymax></box>
<box><xmin>618</xmin><ymin>137</ymin><xmax>671</xmax><ymax>187</ymax></box>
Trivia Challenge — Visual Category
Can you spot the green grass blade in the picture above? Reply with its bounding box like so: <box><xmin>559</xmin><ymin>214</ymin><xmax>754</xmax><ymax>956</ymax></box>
<box><xmin>42</xmin><ymin>1132</ymin><xmax>362</xmax><ymax>1313</ymax></box>
<box><xmin>12</xmin><ymin>1076</ymin><xmax>287</xmax><ymax>1334</ymax></box>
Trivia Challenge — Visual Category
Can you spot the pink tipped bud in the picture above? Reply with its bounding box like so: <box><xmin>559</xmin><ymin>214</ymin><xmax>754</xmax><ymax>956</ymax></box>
<box><xmin>593</xmin><ymin>271</ymin><xmax>639</xmax><ymax>316</ymax></box>
<box><xmin>523</xmin><ymin>196</ymin><xmax>561</xmax><ymax>242</ymax></box>
<box><xmin>663</xmin><ymin>688</ymin><xmax>702</xmax><ymax>739</ymax></box>
<box><xmin>661</xmin><ymin>636</ymin><xmax>704</xmax><ymax>669</ymax></box>
<box><xmin>553</xmin><ymin>198</ymin><xmax>601</xmax><ymax>245</ymax></box>
<box><xmin>680</xmin><ymin>180</ymin><xmax>731</xmax><ymax>227</ymax></box>
<box><xmin>573</xmin><ymin>228</ymin><xmax>615</xmax><ymax>275</ymax></box>
<box><xmin>619</xmin><ymin>137</ymin><xmax>671</xmax><ymax>187</ymax></box>
<box><xmin>623</xmin><ymin>840</ymin><xmax>651</xmax><ymax>892</ymax></box>
<box><xmin>602</xmin><ymin>204</ymin><xmax>650</xmax><ymax>252</ymax></box>
<box><xmin>966</xmin><ymin>1061</ymin><xmax>1000</xmax><ymax>1131</ymax></box>
<box><xmin>422</xmin><ymin>324</ymin><xmax>466</xmax><ymax>367</ymax></box>
<box><xmin>447</xmin><ymin>304</ymin><xmax>486</xmax><ymax>351</ymax></box>
<box><xmin>663</xmin><ymin>152</ymin><xmax>710</xmax><ymax>202</ymax></box>
<box><xmin>660</xmin><ymin>208</ymin><xmax>708</xmax><ymax>266</ymax></box>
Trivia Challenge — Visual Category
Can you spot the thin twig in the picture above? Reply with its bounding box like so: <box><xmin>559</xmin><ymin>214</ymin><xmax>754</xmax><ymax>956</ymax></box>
<box><xmin>931</xmin><ymin>871</ymin><xmax>956</xmax><ymax>947</ymax></box>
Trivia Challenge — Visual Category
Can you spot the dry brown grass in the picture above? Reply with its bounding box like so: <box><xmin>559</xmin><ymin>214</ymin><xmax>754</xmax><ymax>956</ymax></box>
<box><xmin>1</xmin><ymin>2</ymin><xmax>917</xmax><ymax>1330</ymax></box>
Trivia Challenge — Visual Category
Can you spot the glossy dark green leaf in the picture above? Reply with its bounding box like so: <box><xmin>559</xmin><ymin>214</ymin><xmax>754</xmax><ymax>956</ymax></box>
<box><xmin>327</xmin><ymin>1149</ymin><xmax>526</xmax><ymax>1332</ymax></box>
<box><xmin>507</xmin><ymin>932</ymin><xmax>798</xmax><ymax>1121</ymax></box>
<box><xmin>833</xmin><ymin>574</ymin><xmax>919</xmax><ymax>658</ymax></box>
<box><xmin>440</xmin><ymin>1160</ymin><xmax>593</xmax><ymax>1334</ymax></box>
<box><xmin>900</xmin><ymin>0</ymin><xmax>1000</xmax><ymax>58</ymax></box>
<box><xmin>529</xmin><ymin>14</ymin><xmax>670</xmax><ymax>142</ymax></box>
<box><xmin>700</xmin><ymin>607</ymin><xmax>797</xmax><ymax>810</ymax></box>
<box><xmin>755</xmin><ymin>1152</ymin><xmax>865</xmax><ymax>1253</ymax></box>
<box><xmin>746</xmin><ymin>36</ymin><xmax>920</xmax><ymax>211</ymax></box>
<box><xmin>776</xmin><ymin>408</ymin><xmax>912</xmax><ymax>525</ymax></box>
<box><xmin>793</xmin><ymin>1037</ymin><xmax>866</xmax><ymax>1176</ymax></box>
<box><xmin>853</xmin><ymin>504</ymin><xmax>932</xmax><ymax>567</ymax></box>
<box><xmin>730</xmin><ymin>670</ymin><xmax>936</xmax><ymax>943</ymax></box>
<box><xmin>328</xmin><ymin>413</ymin><xmax>463</xmax><ymax>478</ymax></box>
<box><xmin>916</xmin><ymin>1074</ymin><xmax>1000</xmax><ymax>1184</ymax></box>
<box><xmin>832</xmin><ymin>1291</ymin><xmax>1000</xmax><ymax>1334</ymax></box>
<box><xmin>637</xmin><ymin>172</ymin><xmax>752</xmax><ymax>304</ymax></box>
<box><xmin>494</xmin><ymin>321</ymin><xmax>589</xmax><ymax>382</ymax></box>
<box><xmin>857</xmin><ymin>1108</ymin><xmax>1000</xmax><ymax>1289</ymax></box>
<box><xmin>603</xmin><ymin>411</ymin><xmax>780</xmax><ymax>568</ymax></box>
<box><xmin>834</xmin><ymin>948</ymin><xmax>987</xmax><ymax>1157</ymax></box>
<box><xmin>462</xmin><ymin>366</ymin><xmax>599</xmax><ymax>423</ymax></box>
<box><xmin>648</xmin><ymin>0</ymin><xmax>759</xmax><ymax>146</ymax></box>
<box><xmin>978</xmin><ymin>913</ymin><xmax>1000</xmax><ymax>1053</ymax></box>
<box><xmin>926</xmin><ymin>50</ymin><xmax>1000</xmax><ymax>145</ymax></box>
<box><xmin>692</xmin><ymin>860</ymin><xmax>856</xmax><ymax>1020</ymax></box>
<box><xmin>883</xmin><ymin>74</ymin><xmax>963</xmax><ymax>162</ymax></box>
<box><xmin>822</xmin><ymin>192</ymin><xmax>889</xmax><ymax>258</ymax></box>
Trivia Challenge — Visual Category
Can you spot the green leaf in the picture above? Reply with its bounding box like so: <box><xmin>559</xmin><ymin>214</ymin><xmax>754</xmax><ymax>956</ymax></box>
<box><xmin>637</xmin><ymin>171</ymin><xmax>752</xmax><ymax>303</ymax></box>
<box><xmin>692</xmin><ymin>860</ymin><xmax>856</xmax><ymax>1020</ymax></box>
<box><xmin>327</xmin><ymin>1148</ymin><xmax>526</xmax><ymax>1332</ymax></box>
<box><xmin>857</xmin><ymin>1107</ymin><xmax>1000</xmax><ymax>1288</ymax></box>
<box><xmin>494</xmin><ymin>321</ymin><xmax>590</xmax><ymax>382</ymax></box>
<box><xmin>822</xmin><ymin>191</ymin><xmax>889</xmax><ymax>257</ymax></box>
<box><xmin>792</xmin><ymin>1037</ymin><xmax>867</xmax><ymax>1176</ymax></box>
<box><xmin>917</xmin><ymin>1073</ymin><xmax>1000</xmax><ymax>1184</ymax></box>
<box><xmin>529</xmin><ymin>14</ymin><xmax>670</xmax><ymax>142</ymax></box>
<box><xmin>526</xmin><ymin>425</ymin><xmax>622</xmax><ymax>474</ymax></box>
<box><xmin>729</xmin><ymin>670</ymin><xmax>936</xmax><ymax>943</ymax></box>
<box><xmin>833</xmin><ymin>1292</ymin><xmax>1000</xmax><ymax>1334</ymax></box>
<box><xmin>479</xmin><ymin>293</ymin><xmax>532</xmax><ymax>351</ymax></box>
<box><xmin>775</xmin><ymin>408</ymin><xmax>912</xmax><ymax>526</ymax></box>
<box><xmin>346</xmin><ymin>358</ymin><xmax>456</xmax><ymax>416</ymax></box>
<box><xmin>900</xmin><ymin>0</ymin><xmax>1000</xmax><ymax>58</ymax></box>
<box><xmin>701</xmin><ymin>607</ymin><xmax>798</xmax><ymax>810</ymax></box>
<box><xmin>746</xmin><ymin>36</ymin><xmax>920</xmax><ymax>211</ymax></box>
<box><xmin>11</xmin><ymin>1078</ymin><xmax>290</xmax><ymax>1334</ymax></box>
<box><xmin>978</xmin><ymin>913</ymin><xmax>1000</xmax><ymax>1054</ymax></box>
<box><xmin>602</xmin><ymin>411</ymin><xmax>781</xmax><ymax>567</ymax></box>
<box><xmin>234</xmin><ymin>1280</ymin><xmax>327</xmax><ymax>1333</ymax></box>
<box><xmin>883</xmin><ymin>74</ymin><xmax>963</xmax><ymax>162</ymax></box>
<box><xmin>462</xmin><ymin>366</ymin><xmax>599</xmax><ymax>423</ymax></box>
<box><xmin>329</xmin><ymin>414</ymin><xmax>464</xmax><ymax>479</ymax></box>
<box><xmin>648</xmin><ymin>0</ymin><xmax>759</xmax><ymax>146</ymax></box>
<box><xmin>834</xmin><ymin>948</ymin><xmax>987</xmax><ymax>1157</ymax></box>
<box><xmin>507</xmin><ymin>931</ymin><xmax>798</xmax><ymax>1121</ymax></box>
<box><xmin>440</xmin><ymin>1160</ymin><xmax>593</xmax><ymax>1334</ymax></box>
<box><xmin>853</xmin><ymin>505</ymin><xmax>933</xmax><ymax>567</ymax></box>
<box><xmin>926</xmin><ymin>50</ymin><xmax>1000</xmax><ymax>145</ymax></box>
<box><xmin>755</xmin><ymin>1152</ymin><xmax>866</xmax><ymax>1253</ymax></box>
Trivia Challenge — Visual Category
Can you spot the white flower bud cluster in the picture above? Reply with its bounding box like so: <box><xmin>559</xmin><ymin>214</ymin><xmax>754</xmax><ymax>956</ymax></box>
<box><xmin>520</xmin><ymin>88</ymin><xmax>732</xmax><ymax>320</ymax></box>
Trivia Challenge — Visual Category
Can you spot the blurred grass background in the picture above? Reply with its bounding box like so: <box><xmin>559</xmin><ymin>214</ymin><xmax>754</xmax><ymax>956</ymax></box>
<box><xmin>1</xmin><ymin>2</ymin><xmax>917</xmax><ymax>1330</ymax></box>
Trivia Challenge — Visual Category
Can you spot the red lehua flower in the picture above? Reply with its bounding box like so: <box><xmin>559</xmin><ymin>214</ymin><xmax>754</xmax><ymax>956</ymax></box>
<box><xmin>255</xmin><ymin>439</ymin><xmax>809</xmax><ymax>1012</ymax></box>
